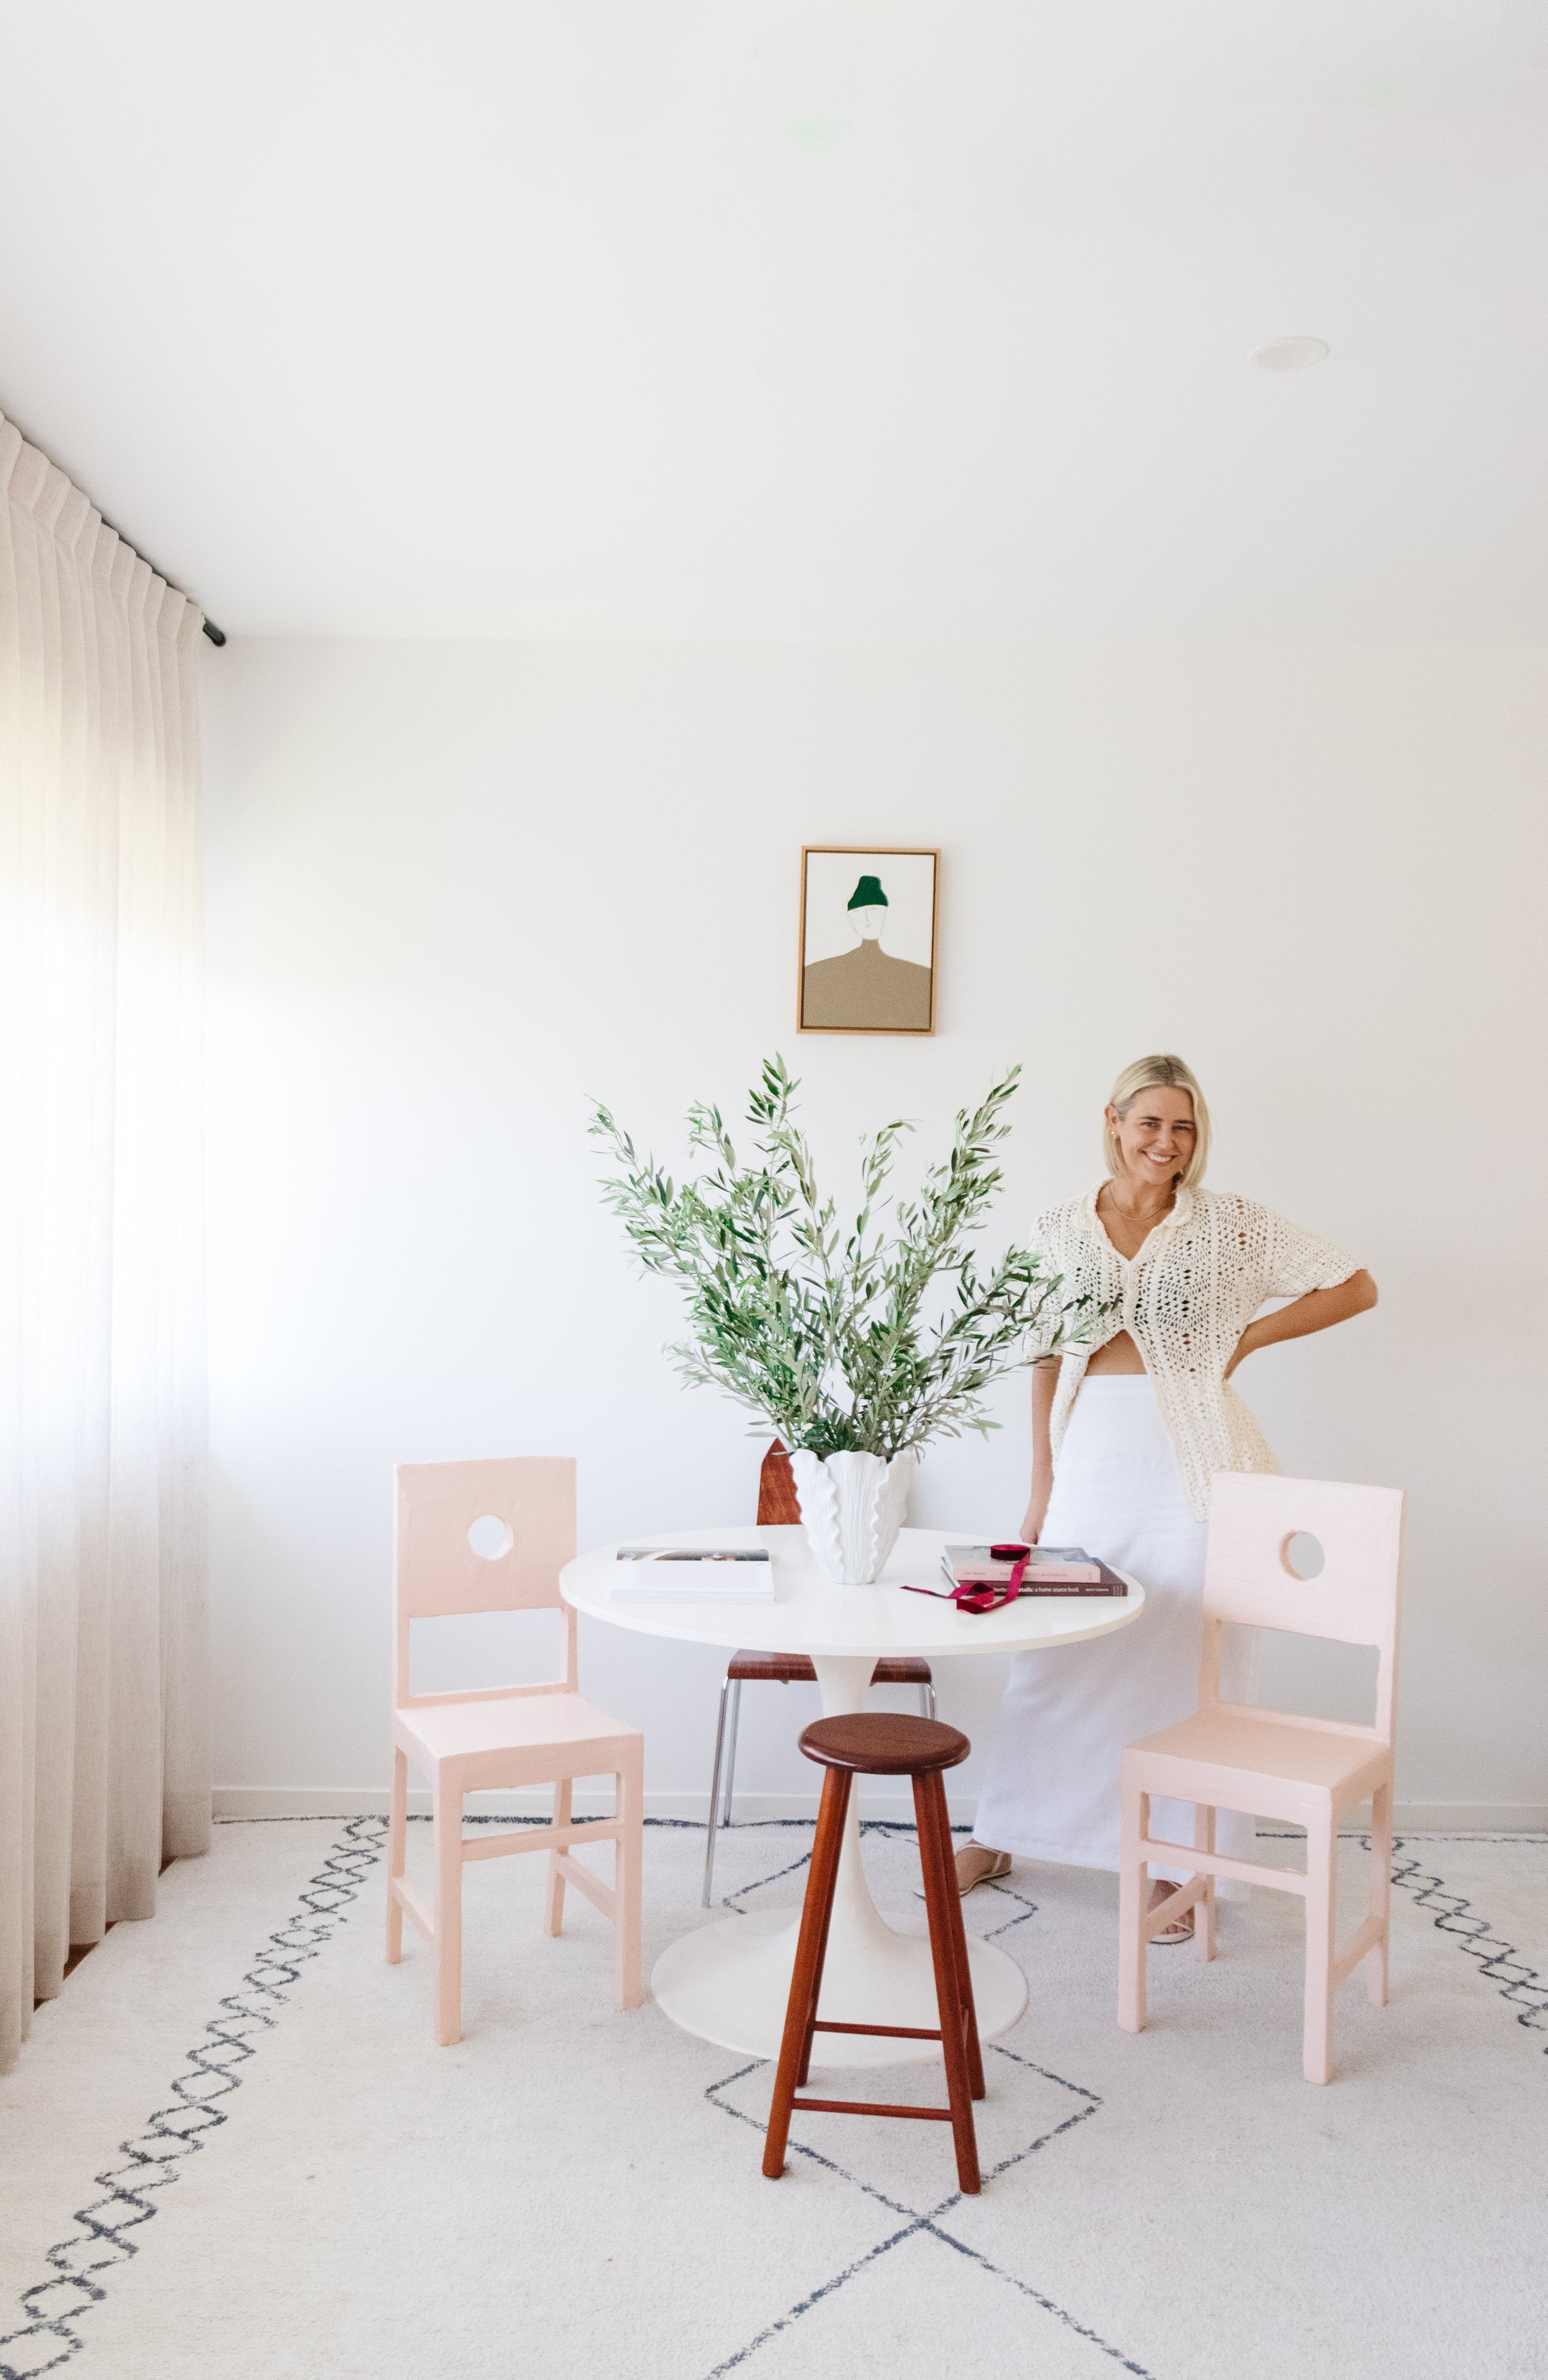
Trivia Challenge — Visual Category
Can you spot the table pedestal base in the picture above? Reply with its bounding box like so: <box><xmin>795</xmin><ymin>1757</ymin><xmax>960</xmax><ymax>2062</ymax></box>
<box><xmin>653</xmin><ymin>1650</ymin><xmax>1029</xmax><ymax>2069</ymax></box>
<box><xmin>652</xmin><ymin>1901</ymin><xmax>1028</xmax><ymax>2069</ymax></box>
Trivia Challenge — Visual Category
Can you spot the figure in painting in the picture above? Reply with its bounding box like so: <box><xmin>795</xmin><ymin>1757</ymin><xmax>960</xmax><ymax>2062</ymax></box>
<box><xmin>799</xmin><ymin>874</ymin><xmax>933</xmax><ymax>1032</ymax></box>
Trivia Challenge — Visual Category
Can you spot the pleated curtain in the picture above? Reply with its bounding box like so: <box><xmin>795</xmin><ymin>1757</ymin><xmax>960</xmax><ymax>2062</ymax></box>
<box><xmin>0</xmin><ymin>413</ymin><xmax>209</xmax><ymax>2072</ymax></box>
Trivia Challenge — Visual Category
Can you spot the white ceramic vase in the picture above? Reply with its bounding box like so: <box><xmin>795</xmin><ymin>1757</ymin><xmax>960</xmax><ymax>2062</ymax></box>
<box><xmin>787</xmin><ymin>1446</ymin><xmax>918</xmax><ymax>1584</ymax></box>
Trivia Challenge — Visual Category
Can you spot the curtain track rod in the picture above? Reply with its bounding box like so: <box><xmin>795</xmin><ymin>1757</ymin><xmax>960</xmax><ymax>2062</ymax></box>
<box><xmin>84</xmin><ymin>502</ymin><xmax>225</xmax><ymax>645</ymax></box>
<box><xmin>103</xmin><ymin>519</ymin><xmax>226</xmax><ymax>645</ymax></box>
<box><xmin>5</xmin><ymin>405</ymin><xmax>226</xmax><ymax>645</ymax></box>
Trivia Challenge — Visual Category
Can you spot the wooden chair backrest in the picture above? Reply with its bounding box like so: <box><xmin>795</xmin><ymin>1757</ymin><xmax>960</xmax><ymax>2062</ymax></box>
<box><xmin>393</xmin><ymin>1456</ymin><xmax>577</xmax><ymax>1706</ymax></box>
<box><xmin>1201</xmin><ymin>1471</ymin><xmax>1405</xmax><ymax>1744</ymax></box>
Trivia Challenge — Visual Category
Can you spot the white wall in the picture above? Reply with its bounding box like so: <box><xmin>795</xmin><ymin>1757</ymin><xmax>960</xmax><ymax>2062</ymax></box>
<box><xmin>201</xmin><ymin>640</ymin><xmax>1548</xmax><ymax>1826</ymax></box>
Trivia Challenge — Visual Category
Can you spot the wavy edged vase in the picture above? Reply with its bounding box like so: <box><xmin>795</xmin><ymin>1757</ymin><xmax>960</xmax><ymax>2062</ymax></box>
<box><xmin>786</xmin><ymin>1447</ymin><xmax>918</xmax><ymax>1585</ymax></box>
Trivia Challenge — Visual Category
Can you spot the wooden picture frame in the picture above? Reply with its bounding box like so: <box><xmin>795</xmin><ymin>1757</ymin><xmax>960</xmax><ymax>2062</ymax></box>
<box><xmin>797</xmin><ymin>846</ymin><xmax>940</xmax><ymax>1036</ymax></box>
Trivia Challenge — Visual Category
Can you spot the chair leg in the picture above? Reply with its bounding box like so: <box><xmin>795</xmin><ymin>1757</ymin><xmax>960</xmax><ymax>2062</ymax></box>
<box><xmin>1368</xmin><ymin>1779</ymin><xmax>1393</xmax><ymax>2008</ymax></box>
<box><xmin>1193</xmin><ymin>1801</ymin><xmax>1217</xmax><ymax>1963</ymax></box>
<box><xmin>545</xmin><ymin>1775</ymin><xmax>573</xmax><ymax>1937</ymax></box>
<box><xmin>720</xmin><ymin>1678</ymin><xmax>743</xmax><ymax>1828</ymax></box>
<box><xmin>763</xmin><ymin>1767</ymin><xmax>850</xmax><ymax>2179</ymax></box>
<box><xmin>386</xmin><ymin>1747</ymin><xmax>408</xmax><ymax>1963</ymax></box>
<box><xmin>702</xmin><ymin>1674</ymin><xmax>734</xmax><ymax>1907</ymax></box>
<box><xmin>615</xmin><ymin>1753</ymin><xmax>643</xmax><ymax>2012</ymax></box>
<box><xmin>1303</xmin><ymin>1818</ymin><xmax>1337</xmax><ymax>2084</ymax></box>
<box><xmin>432</xmin><ymin>1774</ymin><xmax>464</xmax><ymax>2047</ymax></box>
<box><xmin>1118</xmin><ymin>1779</ymin><xmax>1148</xmax><ymax>2034</ymax></box>
<box><xmin>915</xmin><ymin>1772</ymin><xmax>982</xmax><ymax>2193</ymax></box>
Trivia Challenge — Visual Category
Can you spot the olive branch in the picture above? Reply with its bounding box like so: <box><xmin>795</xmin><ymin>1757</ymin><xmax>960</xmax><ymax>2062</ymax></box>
<box><xmin>590</xmin><ymin>1056</ymin><xmax>1106</xmax><ymax>1460</ymax></box>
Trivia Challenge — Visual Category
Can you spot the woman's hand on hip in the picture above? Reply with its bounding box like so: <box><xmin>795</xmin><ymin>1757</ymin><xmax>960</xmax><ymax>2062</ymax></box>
<box><xmin>1226</xmin><ymin>1276</ymin><xmax>1377</xmax><ymax>1378</ymax></box>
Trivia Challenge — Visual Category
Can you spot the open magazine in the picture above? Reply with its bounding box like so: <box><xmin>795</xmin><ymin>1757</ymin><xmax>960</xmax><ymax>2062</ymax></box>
<box><xmin>612</xmin><ymin>1546</ymin><xmax>775</xmax><ymax>1602</ymax></box>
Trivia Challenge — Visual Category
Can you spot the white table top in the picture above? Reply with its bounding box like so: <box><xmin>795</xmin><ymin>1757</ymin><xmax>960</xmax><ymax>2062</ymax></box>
<box><xmin>560</xmin><ymin>1525</ymin><xmax>1144</xmax><ymax>1659</ymax></box>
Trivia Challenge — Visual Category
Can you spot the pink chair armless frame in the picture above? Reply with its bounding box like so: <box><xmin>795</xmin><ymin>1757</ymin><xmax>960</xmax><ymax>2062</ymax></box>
<box><xmin>1118</xmin><ymin>1471</ymin><xmax>1403</xmax><ymax>2084</ymax></box>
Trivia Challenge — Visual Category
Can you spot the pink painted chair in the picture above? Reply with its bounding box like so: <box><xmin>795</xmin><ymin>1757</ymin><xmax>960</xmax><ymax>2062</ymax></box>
<box><xmin>386</xmin><ymin>1457</ymin><xmax>643</xmax><ymax>2044</ymax></box>
<box><xmin>1118</xmin><ymin>1472</ymin><xmax>1404</xmax><ymax>2084</ymax></box>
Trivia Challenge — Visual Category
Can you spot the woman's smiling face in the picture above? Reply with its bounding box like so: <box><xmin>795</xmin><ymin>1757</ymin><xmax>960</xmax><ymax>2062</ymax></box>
<box><xmin>1106</xmin><ymin>1085</ymin><xmax>1197</xmax><ymax>1187</ymax></box>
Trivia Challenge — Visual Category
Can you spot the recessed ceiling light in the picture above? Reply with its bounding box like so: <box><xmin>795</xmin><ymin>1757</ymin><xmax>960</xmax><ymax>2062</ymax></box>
<box><xmin>1251</xmin><ymin>337</ymin><xmax>1331</xmax><ymax>372</ymax></box>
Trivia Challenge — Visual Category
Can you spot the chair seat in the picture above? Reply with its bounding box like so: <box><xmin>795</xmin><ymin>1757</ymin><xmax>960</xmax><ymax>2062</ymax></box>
<box><xmin>1126</xmin><ymin>1707</ymin><xmax>1390</xmax><ymax>1813</ymax></box>
<box><xmin>394</xmin><ymin>1689</ymin><xmax>638</xmax><ymax>1771</ymax></box>
<box><xmin>728</xmin><ymin>1648</ymin><xmax>932</xmax><ymax>1686</ymax></box>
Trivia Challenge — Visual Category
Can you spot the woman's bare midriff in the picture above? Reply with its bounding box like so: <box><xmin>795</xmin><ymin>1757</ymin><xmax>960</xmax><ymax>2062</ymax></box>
<box><xmin>1084</xmin><ymin>1329</ymin><xmax>1146</xmax><ymax>1376</ymax></box>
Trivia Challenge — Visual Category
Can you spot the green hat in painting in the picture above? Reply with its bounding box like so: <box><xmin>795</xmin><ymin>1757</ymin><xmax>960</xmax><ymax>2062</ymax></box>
<box><xmin>847</xmin><ymin>874</ymin><xmax>889</xmax><ymax>911</ymax></box>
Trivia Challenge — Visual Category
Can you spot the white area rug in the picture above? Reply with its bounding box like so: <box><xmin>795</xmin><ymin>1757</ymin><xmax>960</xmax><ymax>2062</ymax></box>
<box><xmin>2</xmin><ymin>1816</ymin><xmax>1545</xmax><ymax>2380</ymax></box>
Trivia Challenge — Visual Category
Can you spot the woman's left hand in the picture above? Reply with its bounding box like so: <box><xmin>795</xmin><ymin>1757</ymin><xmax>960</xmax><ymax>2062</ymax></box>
<box><xmin>1225</xmin><ymin>1272</ymin><xmax>1378</xmax><ymax>1380</ymax></box>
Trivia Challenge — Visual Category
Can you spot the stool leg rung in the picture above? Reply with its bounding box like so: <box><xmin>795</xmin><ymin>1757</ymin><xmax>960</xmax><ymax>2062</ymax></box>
<box><xmin>793</xmin><ymin>2097</ymin><xmax>956</xmax><ymax>2122</ymax></box>
<box><xmin>812</xmin><ymin>2020</ymin><xmax>942</xmax><ymax>2041</ymax></box>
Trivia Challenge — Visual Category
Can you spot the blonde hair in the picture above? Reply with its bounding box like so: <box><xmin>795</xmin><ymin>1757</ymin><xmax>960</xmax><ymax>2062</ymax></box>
<box><xmin>1103</xmin><ymin>1054</ymin><xmax>1211</xmax><ymax>1191</ymax></box>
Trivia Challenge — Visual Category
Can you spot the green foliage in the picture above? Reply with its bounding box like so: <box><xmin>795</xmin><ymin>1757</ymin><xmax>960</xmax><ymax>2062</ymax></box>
<box><xmin>590</xmin><ymin>1057</ymin><xmax>1107</xmax><ymax>1459</ymax></box>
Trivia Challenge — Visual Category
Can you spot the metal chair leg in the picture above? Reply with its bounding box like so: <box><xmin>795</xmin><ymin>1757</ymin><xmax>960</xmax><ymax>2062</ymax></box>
<box><xmin>702</xmin><ymin>1674</ymin><xmax>733</xmax><ymax>1907</ymax></box>
<box><xmin>720</xmin><ymin>1678</ymin><xmax>743</xmax><ymax>1827</ymax></box>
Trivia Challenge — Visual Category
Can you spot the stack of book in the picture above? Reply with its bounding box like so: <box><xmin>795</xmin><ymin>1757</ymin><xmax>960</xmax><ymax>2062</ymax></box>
<box><xmin>611</xmin><ymin>1546</ymin><xmax>775</xmax><ymax>1603</ymax></box>
<box><xmin>942</xmin><ymin>1543</ymin><xmax>1127</xmax><ymax>1597</ymax></box>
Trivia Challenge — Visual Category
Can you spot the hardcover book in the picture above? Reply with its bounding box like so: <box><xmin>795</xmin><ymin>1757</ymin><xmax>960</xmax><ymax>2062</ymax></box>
<box><xmin>941</xmin><ymin>1543</ymin><xmax>1127</xmax><ymax>1597</ymax></box>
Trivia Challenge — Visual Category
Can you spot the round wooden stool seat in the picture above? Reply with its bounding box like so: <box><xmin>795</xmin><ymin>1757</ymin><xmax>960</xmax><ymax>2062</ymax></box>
<box><xmin>798</xmin><ymin>1712</ymin><xmax>970</xmax><ymax>1778</ymax></box>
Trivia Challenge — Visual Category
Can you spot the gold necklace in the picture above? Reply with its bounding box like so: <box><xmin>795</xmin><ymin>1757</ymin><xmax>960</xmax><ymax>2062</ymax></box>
<box><xmin>1100</xmin><ymin>1186</ymin><xmax>1173</xmax><ymax>1234</ymax></box>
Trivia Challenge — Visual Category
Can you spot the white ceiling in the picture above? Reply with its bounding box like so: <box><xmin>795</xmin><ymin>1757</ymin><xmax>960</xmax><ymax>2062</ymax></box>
<box><xmin>2</xmin><ymin>2</ymin><xmax>1546</xmax><ymax>641</ymax></box>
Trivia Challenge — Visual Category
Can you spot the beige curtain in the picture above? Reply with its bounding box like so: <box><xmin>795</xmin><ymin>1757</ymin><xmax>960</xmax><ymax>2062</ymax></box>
<box><xmin>0</xmin><ymin>413</ymin><xmax>209</xmax><ymax>2071</ymax></box>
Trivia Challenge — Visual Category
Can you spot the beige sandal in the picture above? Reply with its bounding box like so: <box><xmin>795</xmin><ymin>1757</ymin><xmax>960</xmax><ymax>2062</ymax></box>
<box><xmin>954</xmin><ymin>1842</ymin><xmax>1013</xmax><ymax>1896</ymax></box>
<box><xmin>1150</xmin><ymin>1883</ymin><xmax>1194</xmax><ymax>1943</ymax></box>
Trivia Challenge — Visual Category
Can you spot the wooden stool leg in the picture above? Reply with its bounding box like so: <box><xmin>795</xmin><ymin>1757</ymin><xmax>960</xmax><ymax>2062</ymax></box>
<box><xmin>918</xmin><ymin>1774</ymin><xmax>983</xmax><ymax>2098</ymax></box>
<box><xmin>797</xmin><ymin>1835</ymin><xmax>843</xmax><ymax>2091</ymax></box>
<box><xmin>914</xmin><ymin>1772</ymin><xmax>982</xmax><ymax>2194</ymax></box>
<box><xmin>763</xmin><ymin>1767</ymin><xmax>851</xmax><ymax>2179</ymax></box>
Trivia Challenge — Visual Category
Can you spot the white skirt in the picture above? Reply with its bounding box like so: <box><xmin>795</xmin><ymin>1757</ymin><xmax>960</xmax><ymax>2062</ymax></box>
<box><xmin>972</xmin><ymin>1375</ymin><xmax>1255</xmax><ymax>1885</ymax></box>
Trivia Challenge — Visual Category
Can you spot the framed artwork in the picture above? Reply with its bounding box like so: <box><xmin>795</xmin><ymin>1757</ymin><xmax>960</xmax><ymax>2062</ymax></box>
<box><xmin>797</xmin><ymin>846</ymin><xmax>939</xmax><ymax>1036</ymax></box>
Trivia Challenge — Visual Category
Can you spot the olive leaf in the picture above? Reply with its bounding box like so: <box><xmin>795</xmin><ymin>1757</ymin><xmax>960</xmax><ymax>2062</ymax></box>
<box><xmin>591</xmin><ymin>1057</ymin><xmax>1108</xmax><ymax>1460</ymax></box>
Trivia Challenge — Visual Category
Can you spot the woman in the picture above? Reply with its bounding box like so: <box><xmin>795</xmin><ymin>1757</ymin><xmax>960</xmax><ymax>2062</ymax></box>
<box><xmin>958</xmin><ymin>1055</ymin><xmax>1377</xmax><ymax>1937</ymax></box>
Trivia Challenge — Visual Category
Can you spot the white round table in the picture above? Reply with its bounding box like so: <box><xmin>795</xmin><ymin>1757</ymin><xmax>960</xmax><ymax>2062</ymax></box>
<box><xmin>561</xmin><ymin>1524</ymin><xmax>1143</xmax><ymax>2070</ymax></box>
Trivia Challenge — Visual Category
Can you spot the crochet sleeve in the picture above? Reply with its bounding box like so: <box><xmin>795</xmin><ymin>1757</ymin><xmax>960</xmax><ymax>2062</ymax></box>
<box><xmin>1262</xmin><ymin>1207</ymin><xmax>1361</xmax><ymax>1301</ymax></box>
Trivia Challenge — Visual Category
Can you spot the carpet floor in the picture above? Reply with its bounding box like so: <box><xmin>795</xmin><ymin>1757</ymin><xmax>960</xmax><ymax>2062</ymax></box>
<box><xmin>2</xmin><ymin>1815</ymin><xmax>1545</xmax><ymax>2380</ymax></box>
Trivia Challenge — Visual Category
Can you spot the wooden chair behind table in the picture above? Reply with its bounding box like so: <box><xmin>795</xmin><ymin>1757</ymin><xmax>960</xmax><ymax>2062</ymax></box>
<box><xmin>1118</xmin><ymin>1471</ymin><xmax>1404</xmax><ymax>2084</ymax></box>
<box><xmin>700</xmin><ymin>1441</ymin><xmax>937</xmax><ymax>1907</ymax></box>
<box><xmin>387</xmin><ymin>1455</ymin><xmax>643</xmax><ymax>2044</ymax></box>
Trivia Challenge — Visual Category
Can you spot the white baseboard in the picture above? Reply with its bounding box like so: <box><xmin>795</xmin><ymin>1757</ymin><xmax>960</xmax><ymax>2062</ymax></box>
<box><xmin>211</xmin><ymin>1787</ymin><xmax>1547</xmax><ymax>1833</ymax></box>
<box><xmin>1388</xmin><ymin>1803</ymin><xmax>1546</xmax><ymax>1833</ymax></box>
<box><xmin>211</xmin><ymin>1786</ymin><xmax>978</xmax><ymax>1824</ymax></box>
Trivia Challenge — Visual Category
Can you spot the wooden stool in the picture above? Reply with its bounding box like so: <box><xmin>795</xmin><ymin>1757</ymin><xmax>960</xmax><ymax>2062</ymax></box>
<box><xmin>762</xmin><ymin>1712</ymin><xmax>984</xmax><ymax>2194</ymax></box>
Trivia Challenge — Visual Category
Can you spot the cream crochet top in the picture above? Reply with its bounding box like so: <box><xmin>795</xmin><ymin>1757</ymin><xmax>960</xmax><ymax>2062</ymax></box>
<box><xmin>1036</xmin><ymin>1185</ymin><xmax>1360</xmax><ymax>1522</ymax></box>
